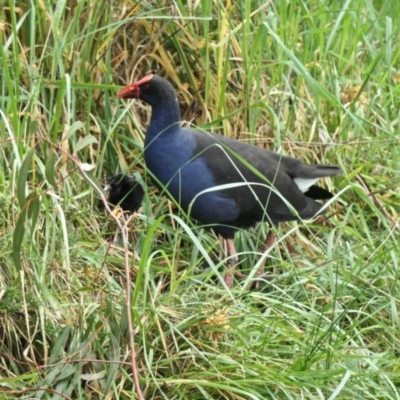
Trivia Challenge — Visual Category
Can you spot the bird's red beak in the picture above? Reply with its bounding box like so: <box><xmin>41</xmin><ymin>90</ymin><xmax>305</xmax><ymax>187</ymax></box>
<box><xmin>117</xmin><ymin>84</ymin><xmax>140</xmax><ymax>99</ymax></box>
<box><xmin>117</xmin><ymin>74</ymin><xmax>154</xmax><ymax>99</ymax></box>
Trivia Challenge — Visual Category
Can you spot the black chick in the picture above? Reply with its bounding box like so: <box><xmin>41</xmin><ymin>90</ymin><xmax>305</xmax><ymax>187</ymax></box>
<box><xmin>104</xmin><ymin>173</ymin><xmax>144</xmax><ymax>213</ymax></box>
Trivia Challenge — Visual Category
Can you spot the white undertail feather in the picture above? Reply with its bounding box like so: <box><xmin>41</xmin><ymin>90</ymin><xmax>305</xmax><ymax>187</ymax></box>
<box><xmin>293</xmin><ymin>177</ymin><xmax>320</xmax><ymax>192</ymax></box>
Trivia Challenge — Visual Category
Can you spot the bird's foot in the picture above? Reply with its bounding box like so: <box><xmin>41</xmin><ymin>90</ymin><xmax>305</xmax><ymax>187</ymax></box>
<box><xmin>223</xmin><ymin>254</ymin><xmax>238</xmax><ymax>288</ymax></box>
<box><xmin>224</xmin><ymin>263</ymin><xmax>275</xmax><ymax>289</ymax></box>
<box><xmin>234</xmin><ymin>266</ymin><xmax>277</xmax><ymax>289</ymax></box>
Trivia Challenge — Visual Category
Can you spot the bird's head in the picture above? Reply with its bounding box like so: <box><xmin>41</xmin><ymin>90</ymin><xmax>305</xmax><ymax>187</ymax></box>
<box><xmin>104</xmin><ymin>174</ymin><xmax>123</xmax><ymax>195</ymax></box>
<box><xmin>117</xmin><ymin>74</ymin><xmax>177</xmax><ymax>106</ymax></box>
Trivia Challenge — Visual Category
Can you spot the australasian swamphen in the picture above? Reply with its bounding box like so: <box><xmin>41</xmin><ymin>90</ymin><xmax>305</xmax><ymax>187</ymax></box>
<box><xmin>104</xmin><ymin>173</ymin><xmax>144</xmax><ymax>214</ymax></box>
<box><xmin>100</xmin><ymin>174</ymin><xmax>144</xmax><ymax>243</ymax></box>
<box><xmin>117</xmin><ymin>74</ymin><xmax>342</xmax><ymax>286</ymax></box>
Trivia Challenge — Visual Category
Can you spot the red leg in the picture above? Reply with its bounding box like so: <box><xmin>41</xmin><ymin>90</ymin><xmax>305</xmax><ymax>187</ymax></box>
<box><xmin>264</xmin><ymin>232</ymin><xmax>276</xmax><ymax>250</ymax></box>
<box><xmin>223</xmin><ymin>232</ymin><xmax>277</xmax><ymax>287</ymax></box>
<box><xmin>259</xmin><ymin>231</ymin><xmax>276</xmax><ymax>274</ymax></box>
<box><xmin>224</xmin><ymin>238</ymin><xmax>237</xmax><ymax>287</ymax></box>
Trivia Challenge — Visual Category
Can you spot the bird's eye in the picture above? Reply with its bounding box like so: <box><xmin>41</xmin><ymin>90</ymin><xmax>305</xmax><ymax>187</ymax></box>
<box><xmin>143</xmin><ymin>83</ymin><xmax>150</xmax><ymax>90</ymax></box>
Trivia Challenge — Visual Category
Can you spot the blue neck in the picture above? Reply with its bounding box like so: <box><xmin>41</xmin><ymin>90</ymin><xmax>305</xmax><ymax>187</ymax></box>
<box><xmin>145</xmin><ymin>98</ymin><xmax>181</xmax><ymax>145</ymax></box>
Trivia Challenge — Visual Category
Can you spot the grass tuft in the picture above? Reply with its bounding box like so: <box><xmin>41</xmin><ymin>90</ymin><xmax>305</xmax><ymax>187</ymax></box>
<box><xmin>1</xmin><ymin>0</ymin><xmax>400</xmax><ymax>398</ymax></box>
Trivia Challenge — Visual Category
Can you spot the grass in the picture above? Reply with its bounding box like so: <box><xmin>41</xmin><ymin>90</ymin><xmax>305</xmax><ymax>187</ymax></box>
<box><xmin>1</xmin><ymin>0</ymin><xmax>400</xmax><ymax>398</ymax></box>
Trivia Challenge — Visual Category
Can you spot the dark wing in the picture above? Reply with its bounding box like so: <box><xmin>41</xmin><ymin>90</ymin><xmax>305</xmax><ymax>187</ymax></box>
<box><xmin>191</xmin><ymin>131</ymin><xmax>341</xmax><ymax>223</ymax></box>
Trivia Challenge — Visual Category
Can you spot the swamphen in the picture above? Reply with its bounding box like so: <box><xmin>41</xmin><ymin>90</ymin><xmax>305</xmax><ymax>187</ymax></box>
<box><xmin>104</xmin><ymin>173</ymin><xmax>144</xmax><ymax>214</ymax></box>
<box><xmin>117</xmin><ymin>74</ymin><xmax>342</xmax><ymax>286</ymax></box>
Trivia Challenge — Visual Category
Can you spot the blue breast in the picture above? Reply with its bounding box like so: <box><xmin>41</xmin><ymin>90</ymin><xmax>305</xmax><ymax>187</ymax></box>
<box><xmin>144</xmin><ymin>129</ymin><xmax>240</xmax><ymax>224</ymax></box>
